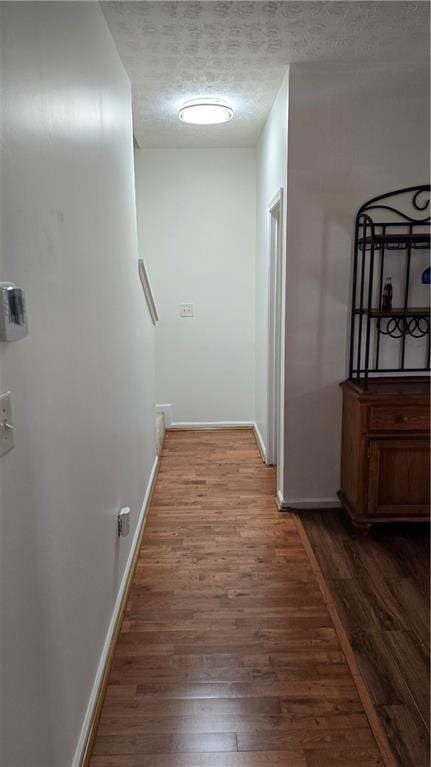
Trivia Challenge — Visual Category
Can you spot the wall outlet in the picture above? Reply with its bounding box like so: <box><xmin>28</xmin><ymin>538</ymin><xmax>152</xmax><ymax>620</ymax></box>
<box><xmin>0</xmin><ymin>391</ymin><xmax>14</xmax><ymax>457</ymax></box>
<box><xmin>117</xmin><ymin>507</ymin><xmax>130</xmax><ymax>537</ymax></box>
<box><xmin>180</xmin><ymin>303</ymin><xmax>194</xmax><ymax>318</ymax></box>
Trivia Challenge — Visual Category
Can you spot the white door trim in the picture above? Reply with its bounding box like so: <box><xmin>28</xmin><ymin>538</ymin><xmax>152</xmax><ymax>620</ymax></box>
<box><xmin>266</xmin><ymin>188</ymin><xmax>286</xmax><ymax>501</ymax></box>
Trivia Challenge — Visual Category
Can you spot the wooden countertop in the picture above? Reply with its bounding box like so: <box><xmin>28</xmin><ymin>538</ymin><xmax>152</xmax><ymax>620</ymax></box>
<box><xmin>341</xmin><ymin>377</ymin><xmax>430</xmax><ymax>401</ymax></box>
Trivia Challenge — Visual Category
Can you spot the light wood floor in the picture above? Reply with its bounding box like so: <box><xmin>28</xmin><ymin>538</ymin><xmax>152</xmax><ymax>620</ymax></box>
<box><xmin>301</xmin><ymin>509</ymin><xmax>430</xmax><ymax>767</ymax></box>
<box><xmin>90</xmin><ymin>429</ymin><xmax>385</xmax><ymax>766</ymax></box>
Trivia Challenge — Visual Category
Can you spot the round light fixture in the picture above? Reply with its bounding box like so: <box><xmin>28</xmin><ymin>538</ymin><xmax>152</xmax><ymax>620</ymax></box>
<box><xmin>178</xmin><ymin>98</ymin><xmax>233</xmax><ymax>125</ymax></box>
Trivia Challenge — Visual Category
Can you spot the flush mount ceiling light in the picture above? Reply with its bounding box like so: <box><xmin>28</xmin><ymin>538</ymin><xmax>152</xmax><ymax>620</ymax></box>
<box><xmin>178</xmin><ymin>98</ymin><xmax>233</xmax><ymax>125</ymax></box>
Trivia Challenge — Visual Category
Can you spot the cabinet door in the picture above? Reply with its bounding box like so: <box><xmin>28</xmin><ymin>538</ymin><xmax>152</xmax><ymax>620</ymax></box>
<box><xmin>368</xmin><ymin>439</ymin><xmax>430</xmax><ymax>518</ymax></box>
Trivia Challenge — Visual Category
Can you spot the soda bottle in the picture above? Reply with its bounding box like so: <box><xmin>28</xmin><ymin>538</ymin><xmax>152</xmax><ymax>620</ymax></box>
<box><xmin>382</xmin><ymin>277</ymin><xmax>392</xmax><ymax>311</ymax></box>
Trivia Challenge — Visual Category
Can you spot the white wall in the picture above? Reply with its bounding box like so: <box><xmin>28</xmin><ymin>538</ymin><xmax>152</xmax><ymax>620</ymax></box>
<box><xmin>255</xmin><ymin>74</ymin><xmax>289</xmax><ymax>470</ymax></box>
<box><xmin>0</xmin><ymin>4</ymin><xmax>156</xmax><ymax>766</ymax></box>
<box><xmin>135</xmin><ymin>148</ymin><xmax>256</xmax><ymax>425</ymax></box>
<box><xmin>284</xmin><ymin>63</ymin><xmax>430</xmax><ymax>506</ymax></box>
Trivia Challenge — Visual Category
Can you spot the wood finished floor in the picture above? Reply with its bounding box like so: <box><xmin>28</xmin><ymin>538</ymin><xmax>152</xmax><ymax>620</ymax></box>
<box><xmin>300</xmin><ymin>509</ymin><xmax>430</xmax><ymax>767</ymax></box>
<box><xmin>90</xmin><ymin>430</ymin><xmax>384</xmax><ymax>767</ymax></box>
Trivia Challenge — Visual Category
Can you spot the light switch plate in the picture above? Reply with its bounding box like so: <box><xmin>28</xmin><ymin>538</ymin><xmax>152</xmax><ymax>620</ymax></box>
<box><xmin>0</xmin><ymin>391</ymin><xmax>14</xmax><ymax>457</ymax></box>
<box><xmin>180</xmin><ymin>303</ymin><xmax>194</xmax><ymax>318</ymax></box>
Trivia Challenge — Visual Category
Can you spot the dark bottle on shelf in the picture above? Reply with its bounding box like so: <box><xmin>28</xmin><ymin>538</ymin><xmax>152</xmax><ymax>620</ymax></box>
<box><xmin>382</xmin><ymin>276</ymin><xmax>392</xmax><ymax>311</ymax></box>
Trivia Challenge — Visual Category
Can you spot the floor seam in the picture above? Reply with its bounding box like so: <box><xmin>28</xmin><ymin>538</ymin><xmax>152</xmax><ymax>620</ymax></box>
<box><xmin>293</xmin><ymin>511</ymin><xmax>399</xmax><ymax>767</ymax></box>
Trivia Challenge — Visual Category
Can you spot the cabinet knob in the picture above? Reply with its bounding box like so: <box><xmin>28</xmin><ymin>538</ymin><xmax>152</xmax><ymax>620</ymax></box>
<box><xmin>398</xmin><ymin>415</ymin><xmax>408</xmax><ymax>423</ymax></box>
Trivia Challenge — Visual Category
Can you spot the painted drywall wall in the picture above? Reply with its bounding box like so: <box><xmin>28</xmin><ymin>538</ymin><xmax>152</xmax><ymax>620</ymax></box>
<box><xmin>134</xmin><ymin>148</ymin><xmax>256</xmax><ymax>425</ymax></box>
<box><xmin>255</xmin><ymin>74</ymin><xmax>289</xmax><ymax>470</ymax></box>
<box><xmin>284</xmin><ymin>63</ymin><xmax>430</xmax><ymax>506</ymax></box>
<box><xmin>0</xmin><ymin>4</ymin><xmax>156</xmax><ymax>765</ymax></box>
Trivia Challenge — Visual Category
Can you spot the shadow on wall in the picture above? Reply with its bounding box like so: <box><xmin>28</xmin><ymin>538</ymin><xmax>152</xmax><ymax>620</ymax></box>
<box><xmin>287</xmin><ymin>187</ymin><xmax>352</xmax><ymax>398</ymax></box>
<box><xmin>286</xmin><ymin>383</ymin><xmax>342</xmax><ymax>501</ymax></box>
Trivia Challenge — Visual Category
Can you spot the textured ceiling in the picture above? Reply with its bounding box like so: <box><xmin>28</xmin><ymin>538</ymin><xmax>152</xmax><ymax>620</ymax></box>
<box><xmin>103</xmin><ymin>1</ymin><xmax>430</xmax><ymax>148</ymax></box>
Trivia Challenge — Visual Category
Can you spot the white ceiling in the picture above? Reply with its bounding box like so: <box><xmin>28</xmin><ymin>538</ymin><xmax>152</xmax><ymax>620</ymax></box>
<box><xmin>103</xmin><ymin>1</ymin><xmax>430</xmax><ymax>148</ymax></box>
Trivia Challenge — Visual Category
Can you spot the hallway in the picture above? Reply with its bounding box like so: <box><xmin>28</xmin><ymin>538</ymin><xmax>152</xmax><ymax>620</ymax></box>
<box><xmin>90</xmin><ymin>430</ymin><xmax>383</xmax><ymax>766</ymax></box>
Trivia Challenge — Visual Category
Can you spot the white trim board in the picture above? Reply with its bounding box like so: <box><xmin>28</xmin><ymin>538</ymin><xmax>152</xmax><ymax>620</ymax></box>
<box><xmin>265</xmin><ymin>187</ymin><xmax>287</xmax><ymax>503</ymax></box>
<box><xmin>277</xmin><ymin>494</ymin><xmax>341</xmax><ymax>510</ymax></box>
<box><xmin>72</xmin><ymin>454</ymin><xmax>159</xmax><ymax>767</ymax></box>
<box><xmin>253</xmin><ymin>423</ymin><xmax>267</xmax><ymax>463</ymax></box>
<box><xmin>267</xmin><ymin>188</ymin><xmax>284</xmax><ymax>468</ymax></box>
<box><xmin>169</xmin><ymin>421</ymin><xmax>254</xmax><ymax>430</ymax></box>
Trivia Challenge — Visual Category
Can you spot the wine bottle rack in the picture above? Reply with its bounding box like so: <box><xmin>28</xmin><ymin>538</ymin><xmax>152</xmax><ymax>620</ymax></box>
<box><xmin>349</xmin><ymin>185</ymin><xmax>431</xmax><ymax>387</ymax></box>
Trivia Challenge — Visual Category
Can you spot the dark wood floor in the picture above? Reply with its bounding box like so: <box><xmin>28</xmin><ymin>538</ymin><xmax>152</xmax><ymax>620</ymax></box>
<box><xmin>300</xmin><ymin>509</ymin><xmax>430</xmax><ymax>767</ymax></box>
<box><xmin>89</xmin><ymin>429</ymin><xmax>386</xmax><ymax>766</ymax></box>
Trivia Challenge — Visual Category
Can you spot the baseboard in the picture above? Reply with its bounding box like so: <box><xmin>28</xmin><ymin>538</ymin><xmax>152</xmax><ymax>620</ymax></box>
<box><xmin>74</xmin><ymin>454</ymin><xmax>160</xmax><ymax>767</ymax></box>
<box><xmin>252</xmin><ymin>422</ymin><xmax>267</xmax><ymax>463</ymax></box>
<box><xmin>278</xmin><ymin>496</ymin><xmax>341</xmax><ymax>510</ymax></box>
<box><xmin>169</xmin><ymin>421</ymin><xmax>254</xmax><ymax>430</ymax></box>
<box><xmin>156</xmin><ymin>403</ymin><xmax>172</xmax><ymax>428</ymax></box>
<box><xmin>275</xmin><ymin>489</ymin><xmax>284</xmax><ymax>509</ymax></box>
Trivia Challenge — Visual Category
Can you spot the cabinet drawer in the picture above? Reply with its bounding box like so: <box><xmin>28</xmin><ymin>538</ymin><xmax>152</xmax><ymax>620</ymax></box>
<box><xmin>369</xmin><ymin>405</ymin><xmax>430</xmax><ymax>432</ymax></box>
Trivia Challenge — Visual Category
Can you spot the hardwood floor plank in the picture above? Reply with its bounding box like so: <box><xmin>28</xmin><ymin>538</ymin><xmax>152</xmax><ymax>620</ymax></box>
<box><xmin>237</xmin><ymin>723</ymin><xmax>376</xmax><ymax>752</ymax></box>
<box><xmin>131</xmin><ymin>675</ymin><xmax>357</xmax><ymax>700</ymax></box>
<box><xmin>377</xmin><ymin>704</ymin><xmax>430</xmax><ymax>767</ymax></box>
<box><xmin>101</xmin><ymin>696</ymin><xmax>283</xmax><ymax>717</ymax></box>
<box><xmin>305</xmin><ymin>748</ymin><xmax>384</xmax><ymax>766</ymax></box>
<box><xmin>93</xmin><ymin>732</ymin><xmax>238</xmax><ymax>756</ymax></box>
<box><xmin>99</xmin><ymin>712</ymin><xmax>353</xmax><ymax>736</ymax></box>
<box><xmin>382</xmin><ymin>630</ymin><xmax>430</xmax><ymax>726</ymax></box>
<box><xmin>350</xmin><ymin>627</ymin><xmax>412</xmax><ymax>705</ymax></box>
<box><xmin>91</xmin><ymin>752</ymin><xmax>307</xmax><ymax>767</ymax></box>
<box><xmin>385</xmin><ymin>578</ymin><xmax>430</xmax><ymax>651</ymax></box>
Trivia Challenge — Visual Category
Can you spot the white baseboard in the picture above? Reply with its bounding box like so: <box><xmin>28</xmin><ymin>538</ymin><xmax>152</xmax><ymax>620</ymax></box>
<box><xmin>72</xmin><ymin>454</ymin><xmax>159</xmax><ymax>767</ymax></box>
<box><xmin>276</xmin><ymin>489</ymin><xmax>284</xmax><ymax>509</ymax></box>
<box><xmin>252</xmin><ymin>422</ymin><xmax>267</xmax><ymax>463</ymax></box>
<box><xmin>156</xmin><ymin>403</ymin><xmax>172</xmax><ymax>428</ymax></box>
<box><xmin>278</xmin><ymin>496</ymin><xmax>341</xmax><ymax>510</ymax></box>
<box><xmin>169</xmin><ymin>421</ymin><xmax>254</xmax><ymax>430</ymax></box>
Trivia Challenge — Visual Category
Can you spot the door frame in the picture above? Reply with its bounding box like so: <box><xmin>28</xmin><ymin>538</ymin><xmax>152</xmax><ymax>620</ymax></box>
<box><xmin>266</xmin><ymin>188</ymin><xmax>286</xmax><ymax>502</ymax></box>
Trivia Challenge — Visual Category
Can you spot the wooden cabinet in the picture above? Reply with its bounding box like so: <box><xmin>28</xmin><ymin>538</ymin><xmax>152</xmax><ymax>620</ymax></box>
<box><xmin>339</xmin><ymin>379</ymin><xmax>430</xmax><ymax>530</ymax></box>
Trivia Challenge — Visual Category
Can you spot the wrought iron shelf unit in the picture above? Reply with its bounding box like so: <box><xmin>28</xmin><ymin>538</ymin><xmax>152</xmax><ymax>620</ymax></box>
<box><xmin>349</xmin><ymin>185</ymin><xmax>431</xmax><ymax>387</ymax></box>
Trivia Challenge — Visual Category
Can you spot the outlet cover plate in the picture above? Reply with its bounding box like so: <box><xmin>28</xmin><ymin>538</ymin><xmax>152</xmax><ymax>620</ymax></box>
<box><xmin>180</xmin><ymin>303</ymin><xmax>194</xmax><ymax>318</ymax></box>
<box><xmin>0</xmin><ymin>391</ymin><xmax>14</xmax><ymax>457</ymax></box>
<box><xmin>118</xmin><ymin>507</ymin><xmax>130</xmax><ymax>537</ymax></box>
